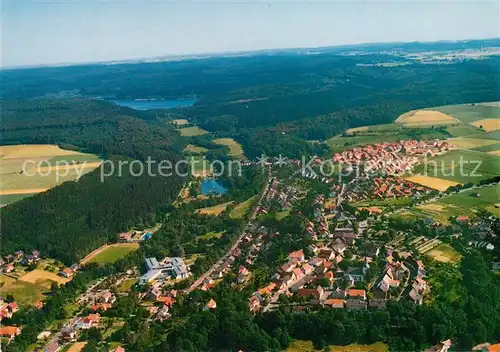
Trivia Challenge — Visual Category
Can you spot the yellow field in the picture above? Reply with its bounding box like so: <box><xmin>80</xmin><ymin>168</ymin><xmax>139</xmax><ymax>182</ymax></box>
<box><xmin>184</xmin><ymin>144</ymin><xmax>209</xmax><ymax>154</ymax></box>
<box><xmin>345</xmin><ymin>126</ymin><xmax>369</xmax><ymax>134</ymax></box>
<box><xmin>196</xmin><ymin>201</ymin><xmax>234</xmax><ymax>216</ymax></box>
<box><xmin>0</xmin><ymin>144</ymin><xmax>101</xmax><ymax>202</ymax></box>
<box><xmin>396</xmin><ymin>110</ymin><xmax>458</xmax><ymax>126</ymax></box>
<box><xmin>488</xmin><ymin>150</ymin><xmax>500</xmax><ymax>156</ymax></box>
<box><xmin>287</xmin><ymin>340</ymin><xmax>388</xmax><ymax>352</ymax></box>
<box><xmin>404</xmin><ymin>175</ymin><xmax>460</xmax><ymax>191</ymax></box>
<box><xmin>179</xmin><ymin>126</ymin><xmax>208</xmax><ymax>137</ymax></box>
<box><xmin>170</xmin><ymin>119</ymin><xmax>189</xmax><ymax>126</ymax></box>
<box><xmin>471</xmin><ymin>118</ymin><xmax>500</xmax><ymax>132</ymax></box>
<box><xmin>19</xmin><ymin>269</ymin><xmax>70</xmax><ymax>285</ymax></box>
<box><xmin>67</xmin><ymin>342</ymin><xmax>88</xmax><ymax>352</ymax></box>
<box><xmin>426</xmin><ymin>243</ymin><xmax>462</xmax><ymax>263</ymax></box>
<box><xmin>0</xmin><ymin>145</ymin><xmax>86</xmax><ymax>159</ymax></box>
<box><xmin>214</xmin><ymin>138</ymin><xmax>244</xmax><ymax>157</ymax></box>
<box><xmin>447</xmin><ymin>137</ymin><xmax>499</xmax><ymax>149</ymax></box>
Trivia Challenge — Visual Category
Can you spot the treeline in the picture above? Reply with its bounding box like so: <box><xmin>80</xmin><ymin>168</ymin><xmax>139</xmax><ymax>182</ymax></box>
<box><xmin>0</xmin><ymin>99</ymin><xmax>187</xmax><ymax>264</ymax></box>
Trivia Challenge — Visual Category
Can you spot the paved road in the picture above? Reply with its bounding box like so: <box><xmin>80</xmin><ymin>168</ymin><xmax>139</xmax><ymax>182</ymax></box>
<box><xmin>43</xmin><ymin>277</ymin><xmax>105</xmax><ymax>349</ymax></box>
<box><xmin>185</xmin><ymin>169</ymin><xmax>272</xmax><ymax>294</ymax></box>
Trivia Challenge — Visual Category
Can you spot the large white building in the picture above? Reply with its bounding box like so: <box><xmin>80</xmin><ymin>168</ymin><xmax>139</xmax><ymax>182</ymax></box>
<box><xmin>139</xmin><ymin>257</ymin><xmax>190</xmax><ymax>285</ymax></box>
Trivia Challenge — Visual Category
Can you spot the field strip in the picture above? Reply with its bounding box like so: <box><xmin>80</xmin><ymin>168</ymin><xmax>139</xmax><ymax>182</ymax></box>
<box><xmin>30</xmin><ymin>161</ymin><xmax>102</xmax><ymax>172</ymax></box>
<box><xmin>20</xmin><ymin>269</ymin><xmax>69</xmax><ymax>285</ymax></box>
<box><xmin>0</xmin><ymin>188</ymin><xmax>49</xmax><ymax>195</ymax></box>
<box><xmin>470</xmin><ymin>118</ymin><xmax>500</xmax><ymax>132</ymax></box>
<box><xmin>404</xmin><ymin>175</ymin><xmax>460</xmax><ymax>191</ymax></box>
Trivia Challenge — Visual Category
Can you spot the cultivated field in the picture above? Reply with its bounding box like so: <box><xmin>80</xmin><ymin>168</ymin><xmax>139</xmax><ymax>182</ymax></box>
<box><xmin>184</xmin><ymin>144</ymin><xmax>209</xmax><ymax>154</ymax></box>
<box><xmin>287</xmin><ymin>340</ymin><xmax>388</xmax><ymax>352</ymax></box>
<box><xmin>447</xmin><ymin>137</ymin><xmax>499</xmax><ymax>150</ymax></box>
<box><xmin>81</xmin><ymin>243</ymin><xmax>140</xmax><ymax>265</ymax></box>
<box><xmin>426</xmin><ymin>243</ymin><xmax>462</xmax><ymax>263</ymax></box>
<box><xmin>433</xmin><ymin>103</ymin><xmax>500</xmax><ymax>123</ymax></box>
<box><xmin>20</xmin><ymin>269</ymin><xmax>69</xmax><ymax>285</ymax></box>
<box><xmin>416</xmin><ymin>149</ymin><xmax>500</xmax><ymax>184</ymax></box>
<box><xmin>179</xmin><ymin>126</ymin><xmax>208</xmax><ymax>137</ymax></box>
<box><xmin>416</xmin><ymin>184</ymin><xmax>500</xmax><ymax>220</ymax></box>
<box><xmin>0</xmin><ymin>272</ymin><xmax>61</xmax><ymax>307</ymax></box>
<box><xmin>404</xmin><ymin>175</ymin><xmax>460</xmax><ymax>191</ymax></box>
<box><xmin>170</xmin><ymin>119</ymin><xmax>189</xmax><ymax>126</ymax></box>
<box><xmin>471</xmin><ymin>118</ymin><xmax>500</xmax><ymax>132</ymax></box>
<box><xmin>0</xmin><ymin>144</ymin><xmax>101</xmax><ymax>204</ymax></box>
<box><xmin>67</xmin><ymin>342</ymin><xmax>88</xmax><ymax>352</ymax></box>
<box><xmin>214</xmin><ymin>138</ymin><xmax>244</xmax><ymax>157</ymax></box>
<box><xmin>196</xmin><ymin>201</ymin><xmax>234</xmax><ymax>216</ymax></box>
<box><xmin>189</xmin><ymin>155</ymin><xmax>212</xmax><ymax>177</ymax></box>
<box><xmin>395</xmin><ymin>110</ymin><xmax>458</xmax><ymax>126</ymax></box>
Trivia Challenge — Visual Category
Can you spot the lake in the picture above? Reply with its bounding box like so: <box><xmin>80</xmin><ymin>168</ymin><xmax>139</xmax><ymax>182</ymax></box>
<box><xmin>200</xmin><ymin>179</ymin><xmax>228</xmax><ymax>196</ymax></box>
<box><xmin>111</xmin><ymin>98</ymin><xmax>196</xmax><ymax>110</ymax></box>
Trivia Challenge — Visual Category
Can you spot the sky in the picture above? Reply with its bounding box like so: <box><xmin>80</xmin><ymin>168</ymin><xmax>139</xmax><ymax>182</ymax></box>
<box><xmin>2</xmin><ymin>0</ymin><xmax>499</xmax><ymax>68</ymax></box>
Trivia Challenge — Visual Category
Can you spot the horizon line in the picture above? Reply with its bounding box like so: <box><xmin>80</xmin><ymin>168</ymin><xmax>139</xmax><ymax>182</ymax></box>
<box><xmin>2</xmin><ymin>36</ymin><xmax>499</xmax><ymax>71</ymax></box>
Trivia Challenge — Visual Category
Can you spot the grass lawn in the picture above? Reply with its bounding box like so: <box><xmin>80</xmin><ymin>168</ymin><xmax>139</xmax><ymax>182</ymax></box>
<box><xmin>86</xmin><ymin>244</ymin><xmax>139</xmax><ymax>264</ymax></box>
<box><xmin>213</xmin><ymin>138</ymin><xmax>244</xmax><ymax>157</ymax></box>
<box><xmin>179</xmin><ymin>126</ymin><xmax>208</xmax><ymax>137</ymax></box>
<box><xmin>447</xmin><ymin>137</ymin><xmax>499</xmax><ymax>150</ymax></box>
<box><xmin>184</xmin><ymin>144</ymin><xmax>209</xmax><ymax>154</ymax></box>
<box><xmin>287</xmin><ymin>340</ymin><xmax>388</xmax><ymax>352</ymax></box>
<box><xmin>275</xmin><ymin>210</ymin><xmax>291</xmax><ymax>220</ymax></box>
<box><xmin>196</xmin><ymin>201</ymin><xmax>234</xmax><ymax>216</ymax></box>
<box><xmin>230</xmin><ymin>196</ymin><xmax>257</xmax><ymax>219</ymax></box>
<box><xmin>116</xmin><ymin>278</ymin><xmax>138</xmax><ymax>292</ymax></box>
<box><xmin>471</xmin><ymin>142</ymin><xmax>500</xmax><ymax>153</ymax></box>
<box><xmin>199</xmin><ymin>231</ymin><xmax>224</xmax><ymax>240</ymax></box>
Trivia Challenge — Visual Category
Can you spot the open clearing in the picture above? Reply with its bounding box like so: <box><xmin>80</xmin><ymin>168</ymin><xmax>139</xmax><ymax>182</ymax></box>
<box><xmin>199</xmin><ymin>231</ymin><xmax>224</xmax><ymax>240</ymax></box>
<box><xmin>0</xmin><ymin>144</ymin><xmax>101</xmax><ymax>204</ymax></box>
<box><xmin>287</xmin><ymin>340</ymin><xmax>388</xmax><ymax>352</ymax></box>
<box><xmin>0</xmin><ymin>274</ymin><xmax>47</xmax><ymax>306</ymax></box>
<box><xmin>20</xmin><ymin>269</ymin><xmax>69</xmax><ymax>285</ymax></box>
<box><xmin>189</xmin><ymin>155</ymin><xmax>212</xmax><ymax>177</ymax></box>
<box><xmin>471</xmin><ymin>118</ymin><xmax>500</xmax><ymax>132</ymax></box>
<box><xmin>184</xmin><ymin>144</ymin><xmax>209</xmax><ymax>154</ymax></box>
<box><xmin>214</xmin><ymin>138</ymin><xmax>244</xmax><ymax>157</ymax></box>
<box><xmin>196</xmin><ymin>201</ymin><xmax>234</xmax><ymax>216</ymax></box>
<box><xmin>170</xmin><ymin>119</ymin><xmax>189</xmax><ymax>126</ymax></box>
<box><xmin>426</xmin><ymin>243</ymin><xmax>462</xmax><ymax>263</ymax></box>
<box><xmin>81</xmin><ymin>243</ymin><xmax>140</xmax><ymax>265</ymax></box>
<box><xmin>395</xmin><ymin>110</ymin><xmax>458</xmax><ymax>126</ymax></box>
<box><xmin>404</xmin><ymin>175</ymin><xmax>460</xmax><ymax>191</ymax></box>
<box><xmin>230</xmin><ymin>196</ymin><xmax>257</xmax><ymax>219</ymax></box>
<box><xmin>179</xmin><ymin>126</ymin><xmax>208</xmax><ymax>137</ymax></box>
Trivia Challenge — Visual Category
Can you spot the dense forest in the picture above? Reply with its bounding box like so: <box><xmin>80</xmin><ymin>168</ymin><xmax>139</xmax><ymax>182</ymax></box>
<box><xmin>0</xmin><ymin>99</ymin><xmax>187</xmax><ymax>263</ymax></box>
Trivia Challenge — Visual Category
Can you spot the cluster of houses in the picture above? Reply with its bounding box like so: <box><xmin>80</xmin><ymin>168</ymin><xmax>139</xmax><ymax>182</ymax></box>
<box><xmin>343</xmin><ymin>176</ymin><xmax>431</xmax><ymax>204</ymax></box>
<box><xmin>143</xmin><ymin>289</ymin><xmax>178</xmax><ymax>322</ymax></box>
<box><xmin>247</xmin><ymin>244</ymin><xmax>388</xmax><ymax>312</ymax></box>
<box><xmin>0</xmin><ymin>249</ymin><xmax>41</xmax><ymax>274</ymax></box>
<box><xmin>60</xmin><ymin>313</ymin><xmax>102</xmax><ymax>343</ymax></box>
<box><xmin>119</xmin><ymin>229</ymin><xmax>154</xmax><ymax>242</ymax></box>
<box><xmin>332</xmin><ymin>140</ymin><xmax>454</xmax><ymax>176</ymax></box>
<box><xmin>0</xmin><ymin>299</ymin><xmax>19</xmax><ymax>320</ymax></box>
<box><xmin>139</xmin><ymin>257</ymin><xmax>190</xmax><ymax>285</ymax></box>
